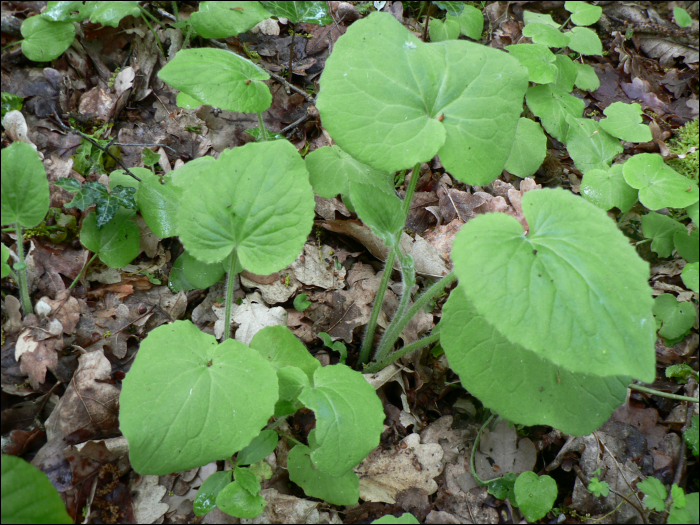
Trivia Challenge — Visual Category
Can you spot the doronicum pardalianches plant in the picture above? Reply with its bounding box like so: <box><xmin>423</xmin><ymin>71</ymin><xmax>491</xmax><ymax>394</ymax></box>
<box><xmin>3</xmin><ymin>1</ymin><xmax>699</xmax><ymax>520</ymax></box>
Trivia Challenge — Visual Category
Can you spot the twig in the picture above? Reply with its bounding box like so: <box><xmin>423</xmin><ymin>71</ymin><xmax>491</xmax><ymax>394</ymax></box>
<box><xmin>280</xmin><ymin>112</ymin><xmax>311</xmax><ymax>133</ymax></box>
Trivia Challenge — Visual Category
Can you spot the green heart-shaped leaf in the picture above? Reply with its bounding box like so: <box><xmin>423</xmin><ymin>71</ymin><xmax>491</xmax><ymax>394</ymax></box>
<box><xmin>80</xmin><ymin>208</ymin><xmax>140</xmax><ymax>268</ymax></box>
<box><xmin>288</xmin><ymin>445</ymin><xmax>360</xmax><ymax>505</ymax></box>
<box><xmin>20</xmin><ymin>16</ymin><xmax>75</xmax><ymax>62</ymax></box>
<box><xmin>177</xmin><ymin>140</ymin><xmax>314</xmax><ymax>274</ymax></box>
<box><xmin>451</xmin><ymin>188</ymin><xmax>655</xmax><ymax>381</ymax></box>
<box><xmin>158</xmin><ymin>48</ymin><xmax>271</xmax><ymax>113</ymax></box>
<box><xmin>599</xmin><ymin>102</ymin><xmax>652</xmax><ymax>143</ymax></box>
<box><xmin>316</xmin><ymin>12</ymin><xmax>528</xmax><ymax>185</ymax></box>
<box><xmin>581</xmin><ymin>164</ymin><xmax>638</xmax><ymax>213</ymax></box>
<box><xmin>191</xmin><ymin>1</ymin><xmax>271</xmax><ymax>38</ymax></box>
<box><xmin>565</xmin><ymin>115</ymin><xmax>623</xmax><ymax>173</ymax></box>
<box><xmin>623</xmin><ymin>153</ymin><xmax>699</xmax><ymax>210</ymax></box>
<box><xmin>1</xmin><ymin>141</ymin><xmax>50</xmax><ymax>228</ymax></box>
<box><xmin>526</xmin><ymin>84</ymin><xmax>584</xmax><ymax>143</ymax></box>
<box><xmin>514</xmin><ymin>472</ymin><xmax>558</xmax><ymax>522</ymax></box>
<box><xmin>119</xmin><ymin>321</ymin><xmax>279</xmax><ymax>474</ymax></box>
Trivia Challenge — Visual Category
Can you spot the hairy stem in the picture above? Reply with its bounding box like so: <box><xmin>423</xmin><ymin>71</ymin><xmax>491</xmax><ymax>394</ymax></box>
<box><xmin>223</xmin><ymin>250</ymin><xmax>240</xmax><ymax>341</ymax></box>
<box><xmin>374</xmin><ymin>271</ymin><xmax>456</xmax><ymax>364</ymax></box>
<box><xmin>358</xmin><ymin>248</ymin><xmax>396</xmax><ymax>365</ymax></box>
<box><xmin>629</xmin><ymin>384</ymin><xmax>699</xmax><ymax>403</ymax></box>
<box><xmin>68</xmin><ymin>252</ymin><xmax>99</xmax><ymax>291</ymax></box>
<box><xmin>364</xmin><ymin>332</ymin><xmax>440</xmax><ymax>374</ymax></box>
<box><xmin>14</xmin><ymin>224</ymin><xmax>33</xmax><ymax>315</ymax></box>
<box><xmin>257</xmin><ymin>112</ymin><xmax>268</xmax><ymax>141</ymax></box>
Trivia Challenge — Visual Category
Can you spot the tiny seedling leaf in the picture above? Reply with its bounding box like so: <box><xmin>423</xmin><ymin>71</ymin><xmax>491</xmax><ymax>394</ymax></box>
<box><xmin>588</xmin><ymin>476</ymin><xmax>610</xmax><ymax>497</ymax></box>
<box><xmin>513</xmin><ymin>472</ymin><xmax>558</xmax><ymax>522</ymax></box>
<box><xmin>288</xmin><ymin>445</ymin><xmax>360</xmax><ymax>505</ymax></box>
<box><xmin>193</xmin><ymin>470</ymin><xmax>232</xmax><ymax>516</ymax></box>
<box><xmin>119</xmin><ymin>321</ymin><xmax>279</xmax><ymax>474</ymax></box>
<box><xmin>293</xmin><ymin>293</ymin><xmax>311</xmax><ymax>311</ymax></box>
<box><xmin>581</xmin><ymin>164</ymin><xmax>638</xmax><ymax>213</ymax></box>
<box><xmin>1</xmin><ymin>141</ymin><xmax>50</xmax><ymax>228</ymax></box>
<box><xmin>1</xmin><ymin>454</ymin><xmax>72</xmax><ymax>524</ymax></box>
<box><xmin>177</xmin><ymin>140</ymin><xmax>314</xmax><ymax>273</ymax></box>
<box><xmin>624</xmin><ymin>153</ymin><xmax>699</xmax><ymax>210</ymax></box>
<box><xmin>638</xmin><ymin>477</ymin><xmax>667</xmax><ymax>512</ymax></box>
<box><xmin>191</xmin><ymin>1</ymin><xmax>271</xmax><ymax>39</ymax></box>
<box><xmin>80</xmin><ymin>208</ymin><xmax>140</xmax><ymax>268</ymax></box>
<box><xmin>316</xmin><ymin>12</ymin><xmax>528</xmax><ymax>185</ymax></box>
<box><xmin>666</xmin><ymin>363</ymin><xmax>699</xmax><ymax>384</ymax></box>
<box><xmin>599</xmin><ymin>102</ymin><xmax>652</xmax><ymax>143</ymax></box>
<box><xmin>451</xmin><ymin>188</ymin><xmax>656</xmax><ymax>381</ymax></box>
<box><xmin>158</xmin><ymin>48</ymin><xmax>272</xmax><ymax>113</ymax></box>
<box><xmin>298</xmin><ymin>364</ymin><xmax>385</xmax><ymax>477</ymax></box>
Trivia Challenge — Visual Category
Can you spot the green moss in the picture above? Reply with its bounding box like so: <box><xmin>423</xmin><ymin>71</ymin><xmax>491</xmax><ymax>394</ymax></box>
<box><xmin>666</xmin><ymin>119</ymin><xmax>699</xmax><ymax>184</ymax></box>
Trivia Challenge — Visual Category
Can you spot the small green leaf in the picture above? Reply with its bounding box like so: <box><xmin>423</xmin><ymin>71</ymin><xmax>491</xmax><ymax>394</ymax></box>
<box><xmin>672</xmin><ymin>484</ymin><xmax>687</xmax><ymax>508</ymax></box>
<box><xmin>674</xmin><ymin>229</ymin><xmax>699</xmax><ymax>263</ymax></box>
<box><xmin>523</xmin><ymin>12</ymin><xmax>559</xmax><ymax>27</ymax></box>
<box><xmin>178</xmin><ymin>140</ymin><xmax>314</xmax><ymax>274</ymax></box>
<box><xmin>41</xmin><ymin>1</ymin><xmax>93</xmax><ymax>22</ymax></box>
<box><xmin>1</xmin><ymin>92</ymin><xmax>23</xmax><ymax>120</ymax></box>
<box><xmin>94</xmin><ymin>185</ymin><xmax>138</xmax><ymax>228</ymax></box>
<box><xmin>514</xmin><ymin>472</ymin><xmax>557</xmax><ymax>522</ymax></box>
<box><xmin>666</xmin><ymin>364</ymin><xmax>699</xmax><ymax>384</ymax></box>
<box><xmin>504</xmin><ymin>118</ymin><xmax>546</xmax><ymax>177</ymax></box>
<box><xmin>574</xmin><ymin>62</ymin><xmax>600</xmax><ymax>91</ymax></box>
<box><xmin>681</xmin><ymin>262</ymin><xmax>699</xmax><ymax>293</ymax></box>
<box><xmin>641</xmin><ymin>212</ymin><xmax>686</xmax><ymax>257</ymax></box>
<box><xmin>429</xmin><ymin>17</ymin><xmax>460</xmax><ymax>42</ymax></box>
<box><xmin>288</xmin><ymin>445</ymin><xmax>360</xmax><ymax>505</ymax></box>
<box><xmin>1</xmin><ymin>454</ymin><xmax>72</xmax><ymax>524</ymax></box>
<box><xmin>623</xmin><ymin>153</ymin><xmax>699</xmax><ymax>210</ymax></box>
<box><xmin>298</xmin><ymin>364</ymin><xmax>384</xmax><ymax>477</ymax></box>
<box><xmin>506</xmin><ymin>44</ymin><xmax>558</xmax><ymax>84</ymax></box>
<box><xmin>261</xmin><ymin>1</ymin><xmax>332</xmax><ymax>25</ymax></box>
<box><xmin>79</xmin><ymin>209</ymin><xmax>140</xmax><ymax>268</ymax></box>
<box><xmin>53</xmin><ymin>177</ymin><xmax>81</xmax><ymax>192</ymax></box>
<box><xmin>553</xmin><ymin>55</ymin><xmax>577</xmax><ymax>92</ymax></box>
<box><xmin>669</xmin><ymin>492</ymin><xmax>699</xmax><ymax>524</ymax></box>
<box><xmin>526</xmin><ymin>84</ymin><xmax>585</xmax><ymax>143</ymax></box>
<box><xmin>653</xmin><ymin>294</ymin><xmax>695</xmax><ymax>340</ymax></box>
<box><xmin>599</xmin><ymin>102</ymin><xmax>652</xmax><ymax>143</ymax></box>
<box><xmin>673</xmin><ymin>7</ymin><xmax>693</xmax><ymax>28</ymax></box>
<box><xmin>120</xmin><ymin>321</ymin><xmax>279</xmax><ymax>474</ymax></box>
<box><xmin>588</xmin><ymin>476</ymin><xmax>610</xmax><ymax>497</ymax></box>
<box><xmin>684</xmin><ymin>416</ymin><xmax>699</xmax><ymax>456</ymax></box>
<box><xmin>237</xmin><ymin>430</ymin><xmax>278</xmax><ymax>466</ymax></box>
<box><xmin>274</xmin><ymin>366</ymin><xmax>309</xmax><ymax>417</ymax></box>
<box><xmin>193</xmin><ymin>470</ymin><xmax>232</xmax><ymax>516</ymax></box>
<box><xmin>245</xmin><ymin>125</ymin><xmax>285</xmax><ymax>142</ymax></box>
<box><xmin>191</xmin><ymin>1</ymin><xmax>271</xmax><ymax>39</ymax></box>
<box><xmin>434</xmin><ymin>1</ymin><xmax>465</xmax><ymax>17</ymax></box>
<box><xmin>581</xmin><ymin>164</ymin><xmax>638</xmax><ymax>213</ymax></box>
<box><xmin>565</xmin><ymin>115</ymin><xmax>623</xmax><ymax>173</ymax></box>
<box><xmin>20</xmin><ymin>16</ymin><xmax>75</xmax><ymax>62</ymax></box>
<box><xmin>564</xmin><ymin>1</ymin><xmax>602</xmax><ymax>26</ymax></box>
<box><xmin>565</xmin><ymin>26</ymin><xmax>603</xmax><ymax>55</ymax></box>
<box><xmin>371</xmin><ymin>513</ymin><xmax>421</xmax><ymax>524</ymax></box>
<box><xmin>1</xmin><ymin>141</ymin><xmax>50</xmax><ymax>228</ymax></box>
<box><xmin>318</xmin><ymin>332</ymin><xmax>347</xmax><ymax>364</ymax></box>
<box><xmin>169</xmin><ymin>250</ymin><xmax>225</xmax><ymax>292</ymax></box>
<box><xmin>250</xmin><ymin>325</ymin><xmax>320</xmax><ymax>379</ymax></box>
<box><xmin>216</xmin><ymin>472</ymin><xmax>266</xmax><ymax>518</ymax></box>
<box><xmin>89</xmin><ymin>1</ymin><xmax>141</xmax><ymax>27</ymax></box>
<box><xmin>522</xmin><ymin>23</ymin><xmax>570</xmax><ymax>48</ymax></box>
<box><xmin>141</xmin><ymin>148</ymin><xmax>160</xmax><ymax>167</ymax></box>
<box><xmin>451</xmin><ymin>188</ymin><xmax>655</xmax><ymax>382</ymax></box>
<box><xmin>159</xmin><ymin>48</ymin><xmax>271</xmax><ymax>113</ymax></box>
<box><xmin>454</xmin><ymin>5</ymin><xmax>483</xmax><ymax>40</ymax></box>
<box><xmin>1</xmin><ymin>244</ymin><xmax>10</xmax><ymax>279</ymax></box>
<box><xmin>234</xmin><ymin>466</ymin><xmax>260</xmax><ymax>496</ymax></box>
<box><xmin>137</xmin><ymin>175</ymin><xmax>182</xmax><ymax>238</ymax></box>
<box><xmin>487</xmin><ymin>472</ymin><xmax>518</xmax><ymax>500</ymax></box>
<box><xmin>293</xmin><ymin>293</ymin><xmax>311</xmax><ymax>311</ymax></box>
<box><xmin>638</xmin><ymin>477</ymin><xmax>667</xmax><ymax>512</ymax></box>
<box><xmin>316</xmin><ymin>12</ymin><xmax>528</xmax><ymax>185</ymax></box>
<box><xmin>687</xmin><ymin>201</ymin><xmax>699</xmax><ymax>227</ymax></box>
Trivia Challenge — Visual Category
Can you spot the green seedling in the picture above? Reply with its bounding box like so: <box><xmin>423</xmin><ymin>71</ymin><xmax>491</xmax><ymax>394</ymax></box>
<box><xmin>666</xmin><ymin>364</ymin><xmax>699</xmax><ymax>384</ymax></box>
<box><xmin>293</xmin><ymin>293</ymin><xmax>311</xmax><ymax>311</ymax></box>
<box><xmin>318</xmin><ymin>331</ymin><xmax>347</xmax><ymax>364</ymax></box>
<box><xmin>371</xmin><ymin>512</ymin><xmax>421</xmax><ymax>524</ymax></box>
<box><xmin>587</xmin><ymin>469</ymin><xmax>610</xmax><ymax>498</ymax></box>
<box><xmin>1</xmin><ymin>92</ymin><xmax>23</xmax><ymax>121</ymax></box>
<box><xmin>1</xmin><ymin>141</ymin><xmax>50</xmax><ymax>314</ymax></box>
<box><xmin>1</xmin><ymin>454</ymin><xmax>72</xmax><ymax>524</ymax></box>
<box><xmin>638</xmin><ymin>477</ymin><xmax>699</xmax><ymax>523</ymax></box>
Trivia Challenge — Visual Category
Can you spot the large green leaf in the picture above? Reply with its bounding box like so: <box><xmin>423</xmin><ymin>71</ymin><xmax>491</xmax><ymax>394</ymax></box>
<box><xmin>236</xmin><ymin>429</ymin><xmax>278</xmax><ymax>466</ymax></box>
<box><xmin>623</xmin><ymin>153</ymin><xmax>699</xmax><ymax>210</ymax></box>
<box><xmin>451</xmin><ymin>188</ymin><xmax>655</xmax><ymax>381</ymax></box>
<box><xmin>288</xmin><ymin>445</ymin><xmax>360</xmax><ymax>505</ymax></box>
<box><xmin>261</xmin><ymin>1</ymin><xmax>332</xmax><ymax>25</ymax></box>
<box><xmin>565</xmin><ymin>115</ymin><xmax>623</xmax><ymax>173</ymax></box>
<box><xmin>169</xmin><ymin>250</ymin><xmax>226</xmax><ymax>292</ymax></box>
<box><xmin>191</xmin><ymin>1</ymin><xmax>271</xmax><ymax>38</ymax></box>
<box><xmin>526</xmin><ymin>84</ymin><xmax>584</xmax><ymax>143</ymax></box>
<box><xmin>298</xmin><ymin>364</ymin><xmax>384</xmax><ymax>477</ymax></box>
<box><xmin>177</xmin><ymin>140</ymin><xmax>314</xmax><ymax>273</ymax></box>
<box><xmin>158</xmin><ymin>48</ymin><xmax>271</xmax><ymax>113</ymax></box>
<box><xmin>305</xmin><ymin>146</ymin><xmax>403</xmax><ymax>245</ymax></box>
<box><xmin>565</xmin><ymin>27</ymin><xmax>602</xmax><ymax>55</ymax></box>
<box><xmin>20</xmin><ymin>16</ymin><xmax>75</xmax><ymax>62</ymax></box>
<box><xmin>1</xmin><ymin>141</ymin><xmax>50</xmax><ymax>228</ymax></box>
<box><xmin>119</xmin><ymin>321</ymin><xmax>279</xmax><ymax>474</ymax></box>
<box><xmin>440</xmin><ymin>286</ymin><xmax>630</xmax><ymax>435</ymax></box>
<box><xmin>80</xmin><ymin>208</ymin><xmax>140</xmax><ymax>268</ymax></box>
<box><xmin>1</xmin><ymin>454</ymin><xmax>72</xmax><ymax>524</ymax></box>
<box><xmin>316</xmin><ymin>12</ymin><xmax>528</xmax><ymax>185</ymax></box>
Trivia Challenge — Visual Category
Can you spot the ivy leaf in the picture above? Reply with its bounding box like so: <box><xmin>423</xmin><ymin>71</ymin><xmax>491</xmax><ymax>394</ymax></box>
<box><xmin>599</xmin><ymin>102</ymin><xmax>652</xmax><ymax>143</ymax></box>
<box><xmin>95</xmin><ymin>185</ymin><xmax>137</xmax><ymax>228</ymax></box>
<box><xmin>623</xmin><ymin>153</ymin><xmax>699</xmax><ymax>210</ymax></box>
<box><xmin>581</xmin><ymin>164</ymin><xmax>638</xmax><ymax>213</ymax></box>
<box><xmin>119</xmin><ymin>321</ymin><xmax>279</xmax><ymax>474</ymax></box>
<box><xmin>514</xmin><ymin>472</ymin><xmax>557</xmax><ymax>522</ymax></box>
<box><xmin>451</xmin><ymin>188</ymin><xmax>656</xmax><ymax>381</ymax></box>
<box><xmin>298</xmin><ymin>364</ymin><xmax>384</xmax><ymax>477</ymax></box>
<box><xmin>1</xmin><ymin>141</ymin><xmax>50</xmax><ymax>229</ymax></box>
<box><xmin>53</xmin><ymin>177</ymin><xmax>81</xmax><ymax>192</ymax></box>
<box><xmin>1</xmin><ymin>455</ymin><xmax>72</xmax><ymax>524</ymax></box>
<box><xmin>440</xmin><ymin>286</ymin><xmax>630</xmax><ymax>435</ymax></box>
<box><xmin>288</xmin><ymin>445</ymin><xmax>360</xmax><ymax>505</ymax></box>
<box><xmin>79</xmin><ymin>208</ymin><xmax>140</xmax><ymax>268</ymax></box>
<box><xmin>191</xmin><ymin>1</ymin><xmax>271</xmax><ymax>39</ymax></box>
<box><xmin>158</xmin><ymin>48</ymin><xmax>271</xmax><ymax>113</ymax></box>
<box><xmin>316</xmin><ymin>12</ymin><xmax>528</xmax><ymax>185</ymax></box>
<box><xmin>638</xmin><ymin>477</ymin><xmax>667</xmax><ymax>512</ymax></box>
<box><xmin>177</xmin><ymin>140</ymin><xmax>315</xmax><ymax>274</ymax></box>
